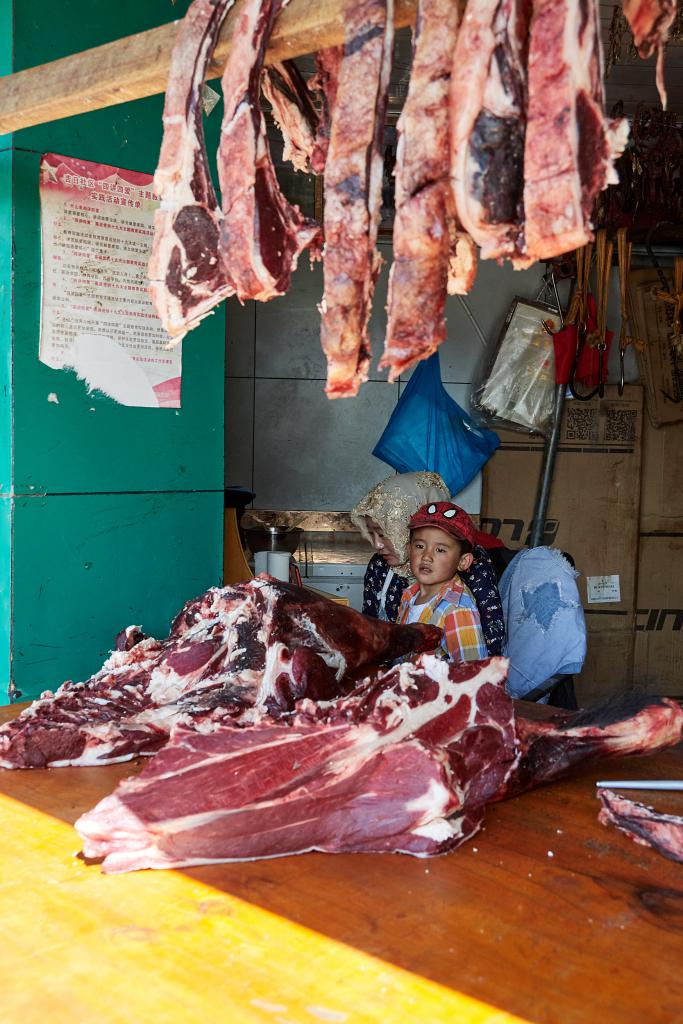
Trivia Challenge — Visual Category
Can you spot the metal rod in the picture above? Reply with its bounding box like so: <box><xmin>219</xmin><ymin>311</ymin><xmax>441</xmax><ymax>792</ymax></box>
<box><xmin>529</xmin><ymin>383</ymin><xmax>567</xmax><ymax>548</ymax></box>
<box><xmin>596</xmin><ymin>780</ymin><xmax>683</xmax><ymax>791</ymax></box>
<box><xmin>457</xmin><ymin>295</ymin><xmax>488</xmax><ymax>350</ymax></box>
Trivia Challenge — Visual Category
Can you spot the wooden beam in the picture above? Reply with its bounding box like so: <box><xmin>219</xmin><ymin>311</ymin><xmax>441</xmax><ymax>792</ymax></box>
<box><xmin>0</xmin><ymin>0</ymin><xmax>418</xmax><ymax>135</ymax></box>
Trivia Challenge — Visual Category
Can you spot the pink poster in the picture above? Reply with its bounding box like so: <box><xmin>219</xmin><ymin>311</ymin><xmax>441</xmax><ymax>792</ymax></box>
<box><xmin>39</xmin><ymin>153</ymin><xmax>182</xmax><ymax>409</ymax></box>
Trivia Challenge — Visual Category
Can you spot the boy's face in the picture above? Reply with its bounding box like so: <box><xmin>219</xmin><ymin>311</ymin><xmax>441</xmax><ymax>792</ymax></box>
<box><xmin>409</xmin><ymin>526</ymin><xmax>473</xmax><ymax>591</ymax></box>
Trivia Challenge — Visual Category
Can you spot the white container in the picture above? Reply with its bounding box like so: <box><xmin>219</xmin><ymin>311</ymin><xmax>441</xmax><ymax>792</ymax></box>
<box><xmin>254</xmin><ymin>551</ymin><xmax>269</xmax><ymax>576</ymax></box>
<box><xmin>267</xmin><ymin>551</ymin><xmax>291</xmax><ymax>582</ymax></box>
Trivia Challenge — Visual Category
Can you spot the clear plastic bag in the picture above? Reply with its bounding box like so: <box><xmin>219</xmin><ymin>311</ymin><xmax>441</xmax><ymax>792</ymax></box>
<box><xmin>372</xmin><ymin>352</ymin><xmax>499</xmax><ymax>496</ymax></box>
<box><xmin>472</xmin><ymin>297</ymin><xmax>563</xmax><ymax>435</ymax></box>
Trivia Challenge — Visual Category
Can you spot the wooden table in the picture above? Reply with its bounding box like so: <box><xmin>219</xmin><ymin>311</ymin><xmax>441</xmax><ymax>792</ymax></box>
<box><xmin>0</xmin><ymin>703</ymin><xmax>681</xmax><ymax>1024</ymax></box>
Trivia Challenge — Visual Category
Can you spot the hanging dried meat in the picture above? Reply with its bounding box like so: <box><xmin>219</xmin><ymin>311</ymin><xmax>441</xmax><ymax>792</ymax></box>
<box><xmin>523</xmin><ymin>0</ymin><xmax>629</xmax><ymax>261</ymax></box>
<box><xmin>217</xmin><ymin>0</ymin><xmax>320</xmax><ymax>302</ymax></box>
<box><xmin>320</xmin><ymin>0</ymin><xmax>394</xmax><ymax>398</ymax></box>
<box><xmin>622</xmin><ymin>0</ymin><xmax>677</xmax><ymax>106</ymax></box>
<box><xmin>380</xmin><ymin>0</ymin><xmax>471</xmax><ymax>383</ymax></box>
<box><xmin>261</xmin><ymin>59</ymin><xmax>319</xmax><ymax>173</ymax></box>
<box><xmin>449</xmin><ymin>0</ymin><xmax>532</xmax><ymax>266</ymax></box>
<box><xmin>308</xmin><ymin>47</ymin><xmax>344</xmax><ymax>175</ymax></box>
<box><xmin>623</xmin><ymin>0</ymin><xmax>678</xmax><ymax>55</ymax></box>
<box><xmin>148</xmin><ymin>0</ymin><xmax>236</xmax><ymax>341</ymax></box>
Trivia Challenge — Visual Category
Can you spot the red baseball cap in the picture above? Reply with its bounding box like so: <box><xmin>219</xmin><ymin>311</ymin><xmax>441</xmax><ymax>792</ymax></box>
<box><xmin>408</xmin><ymin>501</ymin><xmax>476</xmax><ymax>549</ymax></box>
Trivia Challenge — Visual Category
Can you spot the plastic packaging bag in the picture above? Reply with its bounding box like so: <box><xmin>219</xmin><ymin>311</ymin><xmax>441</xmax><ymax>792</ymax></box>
<box><xmin>472</xmin><ymin>297</ymin><xmax>563</xmax><ymax>435</ymax></box>
<box><xmin>372</xmin><ymin>352</ymin><xmax>499</xmax><ymax>496</ymax></box>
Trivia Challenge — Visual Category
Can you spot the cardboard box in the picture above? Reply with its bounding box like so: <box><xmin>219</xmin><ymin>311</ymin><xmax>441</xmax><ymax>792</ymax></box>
<box><xmin>481</xmin><ymin>386</ymin><xmax>643</xmax><ymax>638</ymax></box>
<box><xmin>633</xmin><ymin>535</ymin><xmax>683</xmax><ymax>695</ymax></box>
<box><xmin>629</xmin><ymin>268</ymin><xmax>683</xmax><ymax>428</ymax></box>
<box><xmin>640</xmin><ymin>416</ymin><xmax>683</xmax><ymax>534</ymax></box>
<box><xmin>576</xmin><ymin>631</ymin><xmax>635</xmax><ymax>705</ymax></box>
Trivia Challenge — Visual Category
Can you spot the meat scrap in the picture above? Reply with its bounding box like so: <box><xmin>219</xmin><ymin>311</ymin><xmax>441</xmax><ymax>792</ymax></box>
<box><xmin>598</xmin><ymin>788</ymin><xmax>683</xmax><ymax>865</ymax></box>
<box><xmin>0</xmin><ymin>577</ymin><xmax>440</xmax><ymax>769</ymax></box>
<box><xmin>261</xmin><ymin>60</ymin><xmax>319</xmax><ymax>173</ymax></box>
<box><xmin>217</xmin><ymin>0</ymin><xmax>320</xmax><ymax>302</ymax></box>
<box><xmin>320</xmin><ymin>0</ymin><xmax>394</xmax><ymax>398</ymax></box>
<box><xmin>504</xmin><ymin>695</ymin><xmax>683</xmax><ymax>798</ymax></box>
<box><xmin>523</xmin><ymin>0</ymin><xmax>629</xmax><ymax>261</ymax></box>
<box><xmin>148</xmin><ymin>0</ymin><xmax>236</xmax><ymax>341</ymax></box>
<box><xmin>380</xmin><ymin>0</ymin><xmax>465</xmax><ymax>382</ymax></box>
<box><xmin>75</xmin><ymin>655</ymin><xmax>516</xmax><ymax>873</ymax></box>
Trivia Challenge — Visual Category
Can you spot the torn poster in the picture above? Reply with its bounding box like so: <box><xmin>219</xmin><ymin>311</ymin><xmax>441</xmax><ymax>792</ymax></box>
<box><xmin>39</xmin><ymin>153</ymin><xmax>182</xmax><ymax>409</ymax></box>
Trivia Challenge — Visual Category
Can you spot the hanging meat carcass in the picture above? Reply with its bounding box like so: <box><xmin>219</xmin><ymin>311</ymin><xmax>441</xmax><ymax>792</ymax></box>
<box><xmin>449</xmin><ymin>0</ymin><xmax>532</xmax><ymax>266</ymax></box>
<box><xmin>148</xmin><ymin>0</ymin><xmax>236</xmax><ymax>340</ymax></box>
<box><xmin>380</xmin><ymin>0</ymin><xmax>476</xmax><ymax>383</ymax></box>
<box><xmin>261</xmin><ymin>59</ymin><xmax>319</xmax><ymax>173</ymax></box>
<box><xmin>523</xmin><ymin>0</ymin><xmax>629</xmax><ymax>261</ymax></box>
<box><xmin>320</xmin><ymin>0</ymin><xmax>395</xmax><ymax>398</ymax></box>
<box><xmin>217</xmin><ymin>0</ymin><xmax>320</xmax><ymax>301</ymax></box>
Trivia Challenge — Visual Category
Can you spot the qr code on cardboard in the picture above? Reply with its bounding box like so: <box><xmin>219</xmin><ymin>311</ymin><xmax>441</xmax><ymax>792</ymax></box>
<box><xmin>565</xmin><ymin>405</ymin><xmax>599</xmax><ymax>441</ymax></box>
<box><xmin>604</xmin><ymin>407</ymin><xmax>637</xmax><ymax>444</ymax></box>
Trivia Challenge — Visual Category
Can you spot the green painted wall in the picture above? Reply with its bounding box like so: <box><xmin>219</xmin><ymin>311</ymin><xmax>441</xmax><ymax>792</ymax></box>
<box><xmin>2</xmin><ymin>1</ymin><xmax>226</xmax><ymax>701</ymax></box>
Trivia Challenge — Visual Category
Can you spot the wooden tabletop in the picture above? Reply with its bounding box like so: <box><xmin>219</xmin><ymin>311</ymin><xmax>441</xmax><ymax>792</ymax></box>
<box><xmin>1</xmin><ymin>702</ymin><xmax>682</xmax><ymax>1024</ymax></box>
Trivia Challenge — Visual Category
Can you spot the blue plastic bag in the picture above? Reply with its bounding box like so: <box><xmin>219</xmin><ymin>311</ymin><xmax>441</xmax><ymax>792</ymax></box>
<box><xmin>373</xmin><ymin>353</ymin><xmax>500</xmax><ymax>496</ymax></box>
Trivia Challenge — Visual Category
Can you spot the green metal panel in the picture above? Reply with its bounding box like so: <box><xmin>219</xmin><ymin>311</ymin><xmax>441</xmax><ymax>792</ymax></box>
<box><xmin>0</xmin><ymin>498</ymin><xmax>11</xmax><ymax>699</ymax></box>
<box><xmin>0</xmin><ymin>0</ymin><xmax>14</xmax><ymax>692</ymax></box>
<box><xmin>12</xmin><ymin>148</ymin><xmax>224</xmax><ymax>495</ymax></box>
<box><xmin>0</xmin><ymin>147</ymin><xmax>12</xmax><ymax>694</ymax></box>
<box><xmin>0</xmin><ymin>147</ymin><xmax>13</xmax><ymax>497</ymax></box>
<box><xmin>11</xmin><ymin>490</ymin><xmax>223</xmax><ymax>702</ymax></box>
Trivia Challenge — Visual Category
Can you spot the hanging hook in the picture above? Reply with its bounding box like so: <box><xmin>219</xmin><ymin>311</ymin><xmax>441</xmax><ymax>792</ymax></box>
<box><xmin>618</xmin><ymin>345</ymin><xmax>626</xmax><ymax>396</ymax></box>
<box><xmin>569</xmin><ymin>325</ymin><xmax>605</xmax><ymax>401</ymax></box>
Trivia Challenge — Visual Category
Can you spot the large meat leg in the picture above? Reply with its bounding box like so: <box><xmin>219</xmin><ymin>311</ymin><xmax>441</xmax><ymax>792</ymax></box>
<box><xmin>504</xmin><ymin>695</ymin><xmax>683</xmax><ymax>797</ymax></box>
<box><xmin>75</xmin><ymin>656</ymin><xmax>515</xmax><ymax>872</ymax></box>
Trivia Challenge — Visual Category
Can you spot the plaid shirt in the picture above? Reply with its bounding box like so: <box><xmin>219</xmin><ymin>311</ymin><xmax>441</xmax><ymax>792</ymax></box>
<box><xmin>397</xmin><ymin>576</ymin><xmax>488</xmax><ymax>663</ymax></box>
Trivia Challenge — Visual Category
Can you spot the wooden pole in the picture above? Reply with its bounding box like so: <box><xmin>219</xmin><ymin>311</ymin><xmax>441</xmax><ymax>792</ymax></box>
<box><xmin>0</xmin><ymin>0</ymin><xmax>418</xmax><ymax>134</ymax></box>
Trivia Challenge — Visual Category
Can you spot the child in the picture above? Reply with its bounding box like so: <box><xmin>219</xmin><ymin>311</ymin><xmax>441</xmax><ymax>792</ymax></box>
<box><xmin>397</xmin><ymin>501</ymin><xmax>487</xmax><ymax>663</ymax></box>
<box><xmin>351</xmin><ymin>472</ymin><xmax>450</xmax><ymax>621</ymax></box>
